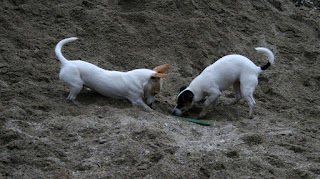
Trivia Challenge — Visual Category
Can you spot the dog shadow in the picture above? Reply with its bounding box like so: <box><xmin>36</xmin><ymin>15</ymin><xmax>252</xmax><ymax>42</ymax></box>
<box><xmin>72</xmin><ymin>89</ymin><xmax>132</xmax><ymax>109</ymax></box>
<box><xmin>168</xmin><ymin>101</ymin><xmax>247</xmax><ymax>121</ymax></box>
<box><xmin>65</xmin><ymin>90</ymin><xmax>247</xmax><ymax>121</ymax></box>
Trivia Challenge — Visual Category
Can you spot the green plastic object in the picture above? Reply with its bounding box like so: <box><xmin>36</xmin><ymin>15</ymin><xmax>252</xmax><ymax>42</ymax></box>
<box><xmin>171</xmin><ymin>116</ymin><xmax>211</xmax><ymax>126</ymax></box>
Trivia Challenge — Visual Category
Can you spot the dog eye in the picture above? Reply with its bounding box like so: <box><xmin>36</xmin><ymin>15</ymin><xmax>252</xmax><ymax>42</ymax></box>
<box><xmin>151</xmin><ymin>78</ymin><xmax>159</xmax><ymax>83</ymax></box>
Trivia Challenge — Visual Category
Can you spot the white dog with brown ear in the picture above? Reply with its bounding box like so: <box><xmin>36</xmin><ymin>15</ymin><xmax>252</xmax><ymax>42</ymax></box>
<box><xmin>172</xmin><ymin>47</ymin><xmax>274</xmax><ymax>119</ymax></box>
<box><xmin>55</xmin><ymin>37</ymin><xmax>169</xmax><ymax>111</ymax></box>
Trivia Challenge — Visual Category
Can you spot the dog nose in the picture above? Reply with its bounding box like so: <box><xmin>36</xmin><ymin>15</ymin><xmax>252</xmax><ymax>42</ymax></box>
<box><xmin>171</xmin><ymin>108</ymin><xmax>181</xmax><ymax>116</ymax></box>
<box><xmin>171</xmin><ymin>108</ymin><xmax>177</xmax><ymax>115</ymax></box>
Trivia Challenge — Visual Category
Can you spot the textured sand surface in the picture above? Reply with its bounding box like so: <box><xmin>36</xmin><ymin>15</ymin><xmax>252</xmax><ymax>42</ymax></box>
<box><xmin>0</xmin><ymin>0</ymin><xmax>319</xmax><ymax>178</ymax></box>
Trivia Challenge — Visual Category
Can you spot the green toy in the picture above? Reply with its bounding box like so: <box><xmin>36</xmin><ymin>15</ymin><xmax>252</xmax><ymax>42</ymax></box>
<box><xmin>171</xmin><ymin>116</ymin><xmax>211</xmax><ymax>126</ymax></box>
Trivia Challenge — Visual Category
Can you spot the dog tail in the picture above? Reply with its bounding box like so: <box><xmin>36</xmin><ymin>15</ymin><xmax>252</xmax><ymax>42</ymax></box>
<box><xmin>255</xmin><ymin>47</ymin><xmax>275</xmax><ymax>71</ymax></box>
<box><xmin>55</xmin><ymin>37</ymin><xmax>79</xmax><ymax>65</ymax></box>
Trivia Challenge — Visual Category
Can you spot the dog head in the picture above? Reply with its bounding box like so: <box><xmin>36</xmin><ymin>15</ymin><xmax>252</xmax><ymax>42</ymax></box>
<box><xmin>172</xmin><ymin>86</ymin><xmax>194</xmax><ymax>116</ymax></box>
<box><xmin>144</xmin><ymin>64</ymin><xmax>169</xmax><ymax>105</ymax></box>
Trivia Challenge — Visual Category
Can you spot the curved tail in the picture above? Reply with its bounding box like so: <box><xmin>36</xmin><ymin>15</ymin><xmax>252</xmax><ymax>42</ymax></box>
<box><xmin>255</xmin><ymin>47</ymin><xmax>275</xmax><ymax>71</ymax></box>
<box><xmin>55</xmin><ymin>37</ymin><xmax>79</xmax><ymax>65</ymax></box>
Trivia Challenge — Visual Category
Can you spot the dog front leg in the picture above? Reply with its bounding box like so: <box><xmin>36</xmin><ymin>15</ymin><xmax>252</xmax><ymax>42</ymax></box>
<box><xmin>199</xmin><ymin>94</ymin><xmax>220</xmax><ymax>118</ymax></box>
<box><xmin>129</xmin><ymin>98</ymin><xmax>153</xmax><ymax>112</ymax></box>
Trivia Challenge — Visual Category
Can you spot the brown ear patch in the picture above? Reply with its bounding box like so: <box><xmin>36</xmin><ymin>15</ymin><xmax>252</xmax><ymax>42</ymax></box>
<box><xmin>151</xmin><ymin>73</ymin><xmax>168</xmax><ymax>78</ymax></box>
<box><xmin>153</xmin><ymin>64</ymin><xmax>169</xmax><ymax>73</ymax></box>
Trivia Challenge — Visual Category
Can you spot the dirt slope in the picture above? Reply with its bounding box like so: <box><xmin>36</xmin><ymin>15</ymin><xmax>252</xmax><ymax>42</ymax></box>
<box><xmin>0</xmin><ymin>0</ymin><xmax>319</xmax><ymax>178</ymax></box>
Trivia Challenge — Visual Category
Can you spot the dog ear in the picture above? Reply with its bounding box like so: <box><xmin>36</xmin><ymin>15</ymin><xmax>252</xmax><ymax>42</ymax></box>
<box><xmin>179</xmin><ymin>86</ymin><xmax>187</xmax><ymax>92</ymax></box>
<box><xmin>183</xmin><ymin>90</ymin><xmax>194</xmax><ymax>101</ymax></box>
<box><xmin>153</xmin><ymin>64</ymin><xmax>169</xmax><ymax>73</ymax></box>
<box><xmin>150</xmin><ymin>73</ymin><xmax>168</xmax><ymax>78</ymax></box>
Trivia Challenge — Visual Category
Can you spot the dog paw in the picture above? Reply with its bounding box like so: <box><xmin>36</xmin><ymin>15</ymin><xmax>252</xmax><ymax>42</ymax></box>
<box><xmin>144</xmin><ymin>106</ymin><xmax>153</xmax><ymax>112</ymax></box>
<box><xmin>71</xmin><ymin>99</ymin><xmax>81</xmax><ymax>106</ymax></box>
<box><xmin>198</xmin><ymin>112</ymin><xmax>207</xmax><ymax>119</ymax></box>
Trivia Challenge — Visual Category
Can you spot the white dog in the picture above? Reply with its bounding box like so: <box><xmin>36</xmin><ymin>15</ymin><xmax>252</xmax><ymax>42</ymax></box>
<box><xmin>172</xmin><ymin>47</ymin><xmax>274</xmax><ymax>118</ymax></box>
<box><xmin>55</xmin><ymin>37</ymin><xmax>169</xmax><ymax>111</ymax></box>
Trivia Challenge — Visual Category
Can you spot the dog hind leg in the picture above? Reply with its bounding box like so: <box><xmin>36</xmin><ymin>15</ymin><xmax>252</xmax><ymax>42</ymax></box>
<box><xmin>240</xmin><ymin>78</ymin><xmax>258</xmax><ymax>119</ymax></box>
<box><xmin>243</xmin><ymin>94</ymin><xmax>256</xmax><ymax>119</ymax></box>
<box><xmin>230</xmin><ymin>81</ymin><xmax>242</xmax><ymax>105</ymax></box>
<box><xmin>61</xmin><ymin>76</ymin><xmax>83</xmax><ymax>103</ymax></box>
<box><xmin>66</xmin><ymin>86</ymin><xmax>82</xmax><ymax>100</ymax></box>
<box><xmin>59</xmin><ymin>69</ymin><xmax>83</xmax><ymax>101</ymax></box>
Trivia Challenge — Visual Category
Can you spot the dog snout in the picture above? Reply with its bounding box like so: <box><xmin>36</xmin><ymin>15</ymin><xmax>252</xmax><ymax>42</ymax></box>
<box><xmin>172</xmin><ymin>107</ymin><xmax>183</xmax><ymax>116</ymax></box>
<box><xmin>145</xmin><ymin>96</ymin><xmax>155</xmax><ymax>106</ymax></box>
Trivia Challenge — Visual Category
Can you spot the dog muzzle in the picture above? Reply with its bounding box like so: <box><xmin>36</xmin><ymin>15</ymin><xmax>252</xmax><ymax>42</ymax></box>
<box><xmin>172</xmin><ymin>107</ymin><xmax>183</xmax><ymax>116</ymax></box>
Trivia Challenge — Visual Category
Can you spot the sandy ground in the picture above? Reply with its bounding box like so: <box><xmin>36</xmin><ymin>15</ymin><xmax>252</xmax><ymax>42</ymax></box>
<box><xmin>0</xmin><ymin>0</ymin><xmax>319</xmax><ymax>178</ymax></box>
